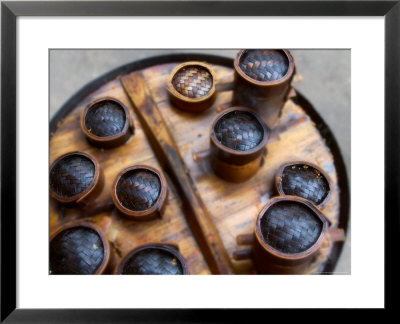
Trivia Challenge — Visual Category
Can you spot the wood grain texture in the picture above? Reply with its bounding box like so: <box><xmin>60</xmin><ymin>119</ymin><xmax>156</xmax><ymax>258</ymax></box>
<box><xmin>50</xmin><ymin>60</ymin><xmax>341</xmax><ymax>274</ymax></box>
<box><xmin>120</xmin><ymin>71</ymin><xmax>234</xmax><ymax>274</ymax></box>
<box><xmin>49</xmin><ymin>77</ymin><xmax>210</xmax><ymax>275</ymax></box>
<box><xmin>142</xmin><ymin>62</ymin><xmax>340</xmax><ymax>274</ymax></box>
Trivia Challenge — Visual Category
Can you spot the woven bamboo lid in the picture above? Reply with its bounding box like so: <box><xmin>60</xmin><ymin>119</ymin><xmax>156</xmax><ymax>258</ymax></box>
<box><xmin>276</xmin><ymin>161</ymin><xmax>332</xmax><ymax>207</ymax></box>
<box><xmin>167</xmin><ymin>61</ymin><xmax>216</xmax><ymax>112</ymax></box>
<box><xmin>172</xmin><ymin>65</ymin><xmax>213</xmax><ymax>98</ymax></box>
<box><xmin>49</xmin><ymin>152</ymin><xmax>102</xmax><ymax>204</ymax></box>
<box><xmin>50</xmin><ymin>222</ymin><xmax>110</xmax><ymax>275</ymax></box>
<box><xmin>114</xmin><ymin>243</ymin><xmax>188</xmax><ymax>275</ymax></box>
<box><xmin>112</xmin><ymin>165</ymin><xmax>168</xmax><ymax>220</ymax></box>
<box><xmin>234</xmin><ymin>49</ymin><xmax>295</xmax><ymax>86</ymax></box>
<box><xmin>239</xmin><ymin>49</ymin><xmax>289</xmax><ymax>81</ymax></box>
<box><xmin>260</xmin><ymin>200</ymin><xmax>323</xmax><ymax>253</ymax></box>
<box><xmin>214</xmin><ymin>109</ymin><xmax>264</xmax><ymax>152</ymax></box>
<box><xmin>210</xmin><ymin>107</ymin><xmax>269</xmax><ymax>166</ymax></box>
<box><xmin>81</xmin><ymin>97</ymin><xmax>133</xmax><ymax>148</ymax></box>
<box><xmin>255</xmin><ymin>196</ymin><xmax>330</xmax><ymax>259</ymax></box>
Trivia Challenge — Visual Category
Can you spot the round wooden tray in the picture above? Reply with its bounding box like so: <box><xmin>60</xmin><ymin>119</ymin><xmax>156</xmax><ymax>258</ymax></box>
<box><xmin>50</xmin><ymin>54</ymin><xmax>349</xmax><ymax>275</ymax></box>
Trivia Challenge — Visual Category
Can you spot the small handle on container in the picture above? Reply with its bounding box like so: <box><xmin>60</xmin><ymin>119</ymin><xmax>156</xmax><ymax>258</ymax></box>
<box><xmin>327</xmin><ymin>228</ymin><xmax>346</xmax><ymax>242</ymax></box>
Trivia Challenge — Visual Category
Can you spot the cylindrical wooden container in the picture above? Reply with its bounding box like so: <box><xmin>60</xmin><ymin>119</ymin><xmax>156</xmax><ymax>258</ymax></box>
<box><xmin>114</xmin><ymin>243</ymin><xmax>189</xmax><ymax>275</ymax></box>
<box><xmin>210</xmin><ymin>107</ymin><xmax>269</xmax><ymax>182</ymax></box>
<box><xmin>167</xmin><ymin>61</ymin><xmax>217</xmax><ymax>113</ymax></box>
<box><xmin>275</xmin><ymin>161</ymin><xmax>333</xmax><ymax>208</ymax></box>
<box><xmin>50</xmin><ymin>221</ymin><xmax>111</xmax><ymax>275</ymax></box>
<box><xmin>254</xmin><ymin>196</ymin><xmax>330</xmax><ymax>274</ymax></box>
<box><xmin>81</xmin><ymin>97</ymin><xmax>133</xmax><ymax>148</ymax></box>
<box><xmin>49</xmin><ymin>151</ymin><xmax>104</xmax><ymax>206</ymax></box>
<box><xmin>233</xmin><ymin>49</ymin><xmax>295</xmax><ymax>128</ymax></box>
<box><xmin>112</xmin><ymin>165</ymin><xmax>168</xmax><ymax>221</ymax></box>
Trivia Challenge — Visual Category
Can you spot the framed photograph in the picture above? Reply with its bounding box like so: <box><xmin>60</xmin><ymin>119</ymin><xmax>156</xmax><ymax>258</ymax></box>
<box><xmin>48</xmin><ymin>48</ymin><xmax>350</xmax><ymax>276</ymax></box>
<box><xmin>1</xmin><ymin>0</ymin><xmax>398</xmax><ymax>321</ymax></box>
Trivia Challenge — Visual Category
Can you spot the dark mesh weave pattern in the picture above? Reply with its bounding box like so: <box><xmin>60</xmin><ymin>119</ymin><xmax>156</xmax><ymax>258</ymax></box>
<box><xmin>85</xmin><ymin>100</ymin><xmax>126</xmax><ymax>137</ymax></box>
<box><xmin>122</xmin><ymin>248</ymin><xmax>183</xmax><ymax>275</ymax></box>
<box><xmin>50</xmin><ymin>155</ymin><xmax>95</xmax><ymax>199</ymax></box>
<box><xmin>50</xmin><ymin>227</ymin><xmax>104</xmax><ymax>274</ymax></box>
<box><xmin>116</xmin><ymin>169</ymin><xmax>161</xmax><ymax>211</ymax></box>
<box><xmin>260</xmin><ymin>201</ymin><xmax>323</xmax><ymax>254</ymax></box>
<box><xmin>239</xmin><ymin>49</ymin><xmax>289</xmax><ymax>82</ymax></box>
<box><xmin>172</xmin><ymin>65</ymin><xmax>213</xmax><ymax>98</ymax></box>
<box><xmin>281</xmin><ymin>165</ymin><xmax>330</xmax><ymax>205</ymax></box>
<box><xmin>214</xmin><ymin>111</ymin><xmax>264</xmax><ymax>151</ymax></box>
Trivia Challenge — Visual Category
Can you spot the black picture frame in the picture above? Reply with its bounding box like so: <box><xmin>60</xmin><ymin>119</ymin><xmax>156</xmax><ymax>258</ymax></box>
<box><xmin>1</xmin><ymin>1</ymin><xmax>398</xmax><ymax>321</ymax></box>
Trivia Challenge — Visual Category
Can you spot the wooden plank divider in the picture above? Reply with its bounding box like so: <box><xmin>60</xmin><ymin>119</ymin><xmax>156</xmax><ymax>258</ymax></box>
<box><xmin>121</xmin><ymin>71</ymin><xmax>234</xmax><ymax>274</ymax></box>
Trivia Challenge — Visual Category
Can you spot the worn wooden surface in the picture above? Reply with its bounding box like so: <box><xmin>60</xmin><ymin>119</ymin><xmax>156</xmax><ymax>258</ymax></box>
<box><xmin>50</xmin><ymin>60</ymin><xmax>341</xmax><ymax>274</ymax></box>
<box><xmin>49</xmin><ymin>77</ymin><xmax>211</xmax><ymax>275</ymax></box>
<box><xmin>121</xmin><ymin>71</ymin><xmax>234</xmax><ymax>274</ymax></box>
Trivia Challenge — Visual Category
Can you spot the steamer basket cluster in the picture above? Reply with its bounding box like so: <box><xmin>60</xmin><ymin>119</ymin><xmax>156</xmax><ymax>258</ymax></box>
<box><xmin>49</xmin><ymin>49</ymin><xmax>348</xmax><ymax>275</ymax></box>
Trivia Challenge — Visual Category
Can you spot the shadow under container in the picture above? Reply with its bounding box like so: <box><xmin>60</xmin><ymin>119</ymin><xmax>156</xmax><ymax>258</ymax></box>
<box><xmin>233</xmin><ymin>49</ymin><xmax>295</xmax><ymax>128</ymax></box>
<box><xmin>112</xmin><ymin>165</ymin><xmax>168</xmax><ymax>221</ymax></box>
<box><xmin>210</xmin><ymin>107</ymin><xmax>269</xmax><ymax>183</ymax></box>
<box><xmin>50</xmin><ymin>221</ymin><xmax>111</xmax><ymax>275</ymax></box>
<box><xmin>254</xmin><ymin>196</ymin><xmax>330</xmax><ymax>274</ymax></box>
<box><xmin>49</xmin><ymin>151</ymin><xmax>104</xmax><ymax>206</ymax></box>
<box><xmin>167</xmin><ymin>61</ymin><xmax>217</xmax><ymax>113</ymax></box>
<box><xmin>114</xmin><ymin>243</ymin><xmax>189</xmax><ymax>275</ymax></box>
<box><xmin>275</xmin><ymin>161</ymin><xmax>333</xmax><ymax>208</ymax></box>
<box><xmin>81</xmin><ymin>97</ymin><xmax>134</xmax><ymax>148</ymax></box>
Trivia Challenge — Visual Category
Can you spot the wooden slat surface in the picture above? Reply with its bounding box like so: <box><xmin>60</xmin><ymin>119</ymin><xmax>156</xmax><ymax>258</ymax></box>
<box><xmin>120</xmin><ymin>71</ymin><xmax>234</xmax><ymax>274</ymax></box>
<box><xmin>49</xmin><ymin>77</ymin><xmax>210</xmax><ymax>275</ymax></box>
<box><xmin>50</xmin><ymin>60</ymin><xmax>341</xmax><ymax>275</ymax></box>
<box><xmin>142</xmin><ymin>63</ymin><xmax>339</xmax><ymax>274</ymax></box>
